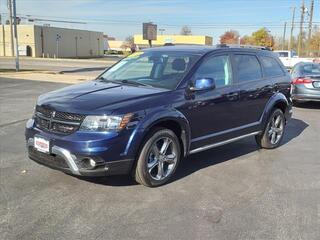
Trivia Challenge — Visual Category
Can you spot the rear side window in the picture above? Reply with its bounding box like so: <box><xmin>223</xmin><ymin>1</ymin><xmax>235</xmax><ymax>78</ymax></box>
<box><xmin>260</xmin><ymin>56</ymin><xmax>284</xmax><ymax>77</ymax></box>
<box><xmin>234</xmin><ymin>54</ymin><xmax>262</xmax><ymax>82</ymax></box>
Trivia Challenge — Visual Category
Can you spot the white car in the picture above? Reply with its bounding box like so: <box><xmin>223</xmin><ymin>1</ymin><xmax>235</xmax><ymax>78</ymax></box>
<box><xmin>274</xmin><ymin>50</ymin><xmax>315</xmax><ymax>69</ymax></box>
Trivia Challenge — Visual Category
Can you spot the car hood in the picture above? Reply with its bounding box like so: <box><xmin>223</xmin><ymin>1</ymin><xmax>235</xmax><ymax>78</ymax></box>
<box><xmin>37</xmin><ymin>81</ymin><xmax>167</xmax><ymax>114</ymax></box>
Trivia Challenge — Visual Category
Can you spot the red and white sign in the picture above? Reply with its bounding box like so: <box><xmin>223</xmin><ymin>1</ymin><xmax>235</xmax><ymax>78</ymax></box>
<box><xmin>34</xmin><ymin>137</ymin><xmax>50</xmax><ymax>153</ymax></box>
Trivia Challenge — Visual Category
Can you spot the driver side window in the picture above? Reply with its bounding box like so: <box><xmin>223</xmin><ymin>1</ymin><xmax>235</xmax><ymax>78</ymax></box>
<box><xmin>194</xmin><ymin>55</ymin><xmax>233</xmax><ymax>88</ymax></box>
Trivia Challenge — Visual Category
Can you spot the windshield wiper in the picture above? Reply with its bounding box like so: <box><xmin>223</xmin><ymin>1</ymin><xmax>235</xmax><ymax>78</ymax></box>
<box><xmin>120</xmin><ymin>79</ymin><xmax>151</xmax><ymax>87</ymax></box>
<box><xmin>97</xmin><ymin>77</ymin><xmax>121</xmax><ymax>84</ymax></box>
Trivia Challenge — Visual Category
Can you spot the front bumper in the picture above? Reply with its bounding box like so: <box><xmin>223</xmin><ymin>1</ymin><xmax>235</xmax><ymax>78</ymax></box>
<box><xmin>26</xmin><ymin>119</ymin><xmax>135</xmax><ymax>177</ymax></box>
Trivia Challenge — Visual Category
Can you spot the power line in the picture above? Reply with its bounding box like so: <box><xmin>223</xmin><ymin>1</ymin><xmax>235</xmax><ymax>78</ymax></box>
<box><xmin>1</xmin><ymin>12</ymin><xmax>319</xmax><ymax>28</ymax></box>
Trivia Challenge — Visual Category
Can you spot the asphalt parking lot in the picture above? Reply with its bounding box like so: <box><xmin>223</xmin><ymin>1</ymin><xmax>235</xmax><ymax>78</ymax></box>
<box><xmin>0</xmin><ymin>77</ymin><xmax>320</xmax><ymax>240</ymax></box>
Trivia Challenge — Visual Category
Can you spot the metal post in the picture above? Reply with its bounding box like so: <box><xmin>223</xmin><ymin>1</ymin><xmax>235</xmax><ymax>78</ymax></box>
<box><xmin>282</xmin><ymin>22</ymin><xmax>287</xmax><ymax>50</ymax></box>
<box><xmin>148</xmin><ymin>39</ymin><xmax>152</xmax><ymax>48</ymax></box>
<box><xmin>97</xmin><ymin>38</ymin><xmax>100</xmax><ymax>56</ymax></box>
<box><xmin>56</xmin><ymin>34</ymin><xmax>60</xmax><ymax>58</ymax></box>
<box><xmin>12</xmin><ymin>0</ymin><xmax>19</xmax><ymax>71</ymax></box>
<box><xmin>7</xmin><ymin>0</ymin><xmax>14</xmax><ymax>56</ymax></box>
<box><xmin>75</xmin><ymin>36</ymin><xmax>78</xmax><ymax>58</ymax></box>
<box><xmin>289</xmin><ymin>7</ymin><xmax>296</xmax><ymax>50</ymax></box>
<box><xmin>2</xmin><ymin>23</ymin><xmax>6</xmax><ymax>56</ymax></box>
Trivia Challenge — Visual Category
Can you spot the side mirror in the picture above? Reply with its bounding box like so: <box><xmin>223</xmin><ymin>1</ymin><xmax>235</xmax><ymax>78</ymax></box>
<box><xmin>189</xmin><ymin>78</ymin><xmax>215</xmax><ymax>92</ymax></box>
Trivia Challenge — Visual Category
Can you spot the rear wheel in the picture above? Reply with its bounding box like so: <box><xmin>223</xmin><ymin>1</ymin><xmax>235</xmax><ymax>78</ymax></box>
<box><xmin>255</xmin><ymin>108</ymin><xmax>285</xmax><ymax>149</ymax></box>
<box><xmin>134</xmin><ymin>128</ymin><xmax>181</xmax><ymax>187</ymax></box>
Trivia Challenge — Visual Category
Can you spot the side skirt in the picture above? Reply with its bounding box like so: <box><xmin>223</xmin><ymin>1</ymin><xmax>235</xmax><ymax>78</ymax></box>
<box><xmin>189</xmin><ymin>131</ymin><xmax>261</xmax><ymax>155</ymax></box>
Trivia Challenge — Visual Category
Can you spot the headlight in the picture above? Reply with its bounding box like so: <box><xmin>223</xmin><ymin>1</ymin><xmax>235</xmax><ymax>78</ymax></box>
<box><xmin>80</xmin><ymin>114</ymin><xmax>133</xmax><ymax>132</ymax></box>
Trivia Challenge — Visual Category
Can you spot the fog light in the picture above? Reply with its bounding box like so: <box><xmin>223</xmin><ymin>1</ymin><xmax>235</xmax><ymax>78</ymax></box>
<box><xmin>89</xmin><ymin>158</ymin><xmax>96</xmax><ymax>167</ymax></box>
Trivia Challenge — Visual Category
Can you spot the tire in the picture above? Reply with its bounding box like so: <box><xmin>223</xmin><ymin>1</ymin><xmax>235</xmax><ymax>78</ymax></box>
<box><xmin>255</xmin><ymin>108</ymin><xmax>285</xmax><ymax>149</ymax></box>
<box><xmin>134</xmin><ymin>128</ymin><xmax>181</xmax><ymax>187</ymax></box>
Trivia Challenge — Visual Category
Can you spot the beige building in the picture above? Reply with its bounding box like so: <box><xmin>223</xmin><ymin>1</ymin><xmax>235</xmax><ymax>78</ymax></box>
<box><xmin>134</xmin><ymin>34</ymin><xmax>213</xmax><ymax>49</ymax></box>
<box><xmin>0</xmin><ymin>25</ymin><xmax>104</xmax><ymax>58</ymax></box>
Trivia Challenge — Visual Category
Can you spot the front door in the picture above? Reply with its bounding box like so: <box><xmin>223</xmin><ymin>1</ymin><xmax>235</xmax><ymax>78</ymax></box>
<box><xmin>179</xmin><ymin>54</ymin><xmax>241</xmax><ymax>149</ymax></box>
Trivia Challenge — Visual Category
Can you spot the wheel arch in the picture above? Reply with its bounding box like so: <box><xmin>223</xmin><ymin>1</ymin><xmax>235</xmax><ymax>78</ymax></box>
<box><xmin>124</xmin><ymin>108</ymin><xmax>191</xmax><ymax>161</ymax></box>
<box><xmin>261</xmin><ymin>92</ymin><xmax>291</xmax><ymax>126</ymax></box>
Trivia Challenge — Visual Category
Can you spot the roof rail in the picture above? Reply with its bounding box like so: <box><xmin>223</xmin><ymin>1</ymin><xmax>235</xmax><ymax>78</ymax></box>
<box><xmin>216</xmin><ymin>44</ymin><xmax>271</xmax><ymax>51</ymax></box>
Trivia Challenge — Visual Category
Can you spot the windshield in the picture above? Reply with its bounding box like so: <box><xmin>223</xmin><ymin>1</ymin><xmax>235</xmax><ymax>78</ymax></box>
<box><xmin>302</xmin><ymin>64</ymin><xmax>320</xmax><ymax>76</ymax></box>
<box><xmin>99</xmin><ymin>51</ymin><xmax>201</xmax><ymax>90</ymax></box>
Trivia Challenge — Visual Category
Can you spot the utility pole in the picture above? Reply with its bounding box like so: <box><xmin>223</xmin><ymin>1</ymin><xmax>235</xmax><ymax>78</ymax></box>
<box><xmin>289</xmin><ymin>7</ymin><xmax>296</xmax><ymax>50</ymax></box>
<box><xmin>12</xmin><ymin>0</ymin><xmax>19</xmax><ymax>71</ymax></box>
<box><xmin>297</xmin><ymin>0</ymin><xmax>305</xmax><ymax>56</ymax></box>
<box><xmin>307</xmin><ymin>0</ymin><xmax>314</xmax><ymax>56</ymax></box>
<box><xmin>282</xmin><ymin>22</ymin><xmax>287</xmax><ymax>50</ymax></box>
<box><xmin>1</xmin><ymin>12</ymin><xmax>6</xmax><ymax>56</ymax></box>
<box><xmin>7</xmin><ymin>0</ymin><xmax>14</xmax><ymax>56</ymax></box>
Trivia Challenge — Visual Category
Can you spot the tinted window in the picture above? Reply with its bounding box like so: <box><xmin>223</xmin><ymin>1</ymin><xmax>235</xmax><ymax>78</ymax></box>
<box><xmin>234</xmin><ymin>55</ymin><xmax>262</xmax><ymax>82</ymax></box>
<box><xmin>260</xmin><ymin>56</ymin><xmax>284</xmax><ymax>77</ymax></box>
<box><xmin>194</xmin><ymin>55</ymin><xmax>232</xmax><ymax>88</ymax></box>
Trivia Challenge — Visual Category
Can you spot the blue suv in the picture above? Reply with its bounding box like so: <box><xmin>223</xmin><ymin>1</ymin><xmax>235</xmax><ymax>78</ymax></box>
<box><xmin>25</xmin><ymin>45</ymin><xmax>292</xmax><ymax>187</ymax></box>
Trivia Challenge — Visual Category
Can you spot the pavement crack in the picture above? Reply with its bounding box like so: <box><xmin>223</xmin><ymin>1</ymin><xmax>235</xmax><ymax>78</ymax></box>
<box><xmin>0</xmin><ymin>119</ymin><xmax>28</xmax><ymax>128</ymax></box>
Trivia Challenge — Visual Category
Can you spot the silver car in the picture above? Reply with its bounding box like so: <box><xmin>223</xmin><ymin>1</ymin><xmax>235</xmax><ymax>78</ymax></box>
<box><xmin>291</xmin><ymin>62</ymin><xmax>320</xmax><ymax>103</ymax></box>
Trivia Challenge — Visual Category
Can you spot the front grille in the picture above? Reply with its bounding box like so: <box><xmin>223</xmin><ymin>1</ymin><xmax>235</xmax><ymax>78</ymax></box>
<box><xmin>35</xmin><ymin>105</ymin><xmax>85</xmax><ymax>135</ymax></box>
<box><xmin>29</xmin><ymin>147</ymin><xmax>69</xmax><ymax>169</ymax></box>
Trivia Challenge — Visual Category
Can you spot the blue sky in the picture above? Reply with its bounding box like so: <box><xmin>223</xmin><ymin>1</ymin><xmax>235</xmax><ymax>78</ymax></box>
<box><xmin>0</xmin><ymin>0</ymin><xmax>319</xmax><ymax>43</ymax></box>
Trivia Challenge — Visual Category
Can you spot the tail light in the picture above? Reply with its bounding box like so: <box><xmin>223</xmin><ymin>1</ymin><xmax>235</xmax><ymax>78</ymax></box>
<box><xmin>292</xmin><ymin>78</ymin><xmax>313</xmax><ymax>84</ymax></box>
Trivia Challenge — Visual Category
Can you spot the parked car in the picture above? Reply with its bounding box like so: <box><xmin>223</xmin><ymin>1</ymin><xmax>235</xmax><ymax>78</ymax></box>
<box><xmin>26</xmin><ymin>45</ymin><xmax>292</xmax><ymax>187</ymax></box>
<box><xmin>274</xmin><ymin>50</ymin><xmax>315</xmax><ymax>69</ymax></box>
<box><xmin>291</xmin><ymin>62</ymin><xmax>320</xmax><ymax>103</ymax></box>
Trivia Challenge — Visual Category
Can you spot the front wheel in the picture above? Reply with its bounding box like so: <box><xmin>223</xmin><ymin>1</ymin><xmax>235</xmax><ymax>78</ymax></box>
<box><xmin>255</xmin><ymin>108</ymin><xmax>285</xmax><ymax>149</ymax></box>
<box><xmin>134</xmin><ymin>128</ymin><xmax>181</xmax><ymax>187</ymax></box>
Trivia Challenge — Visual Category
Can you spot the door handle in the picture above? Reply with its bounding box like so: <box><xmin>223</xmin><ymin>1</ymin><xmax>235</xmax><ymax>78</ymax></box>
<box><xmin>226</xmin><ymin>92</ymin><xmax>239</xmax><ymax>100</ymax></box>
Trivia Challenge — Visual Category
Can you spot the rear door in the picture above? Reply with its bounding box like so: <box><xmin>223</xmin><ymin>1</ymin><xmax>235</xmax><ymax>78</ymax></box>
<box><xmin>232</xmin><ymin>52</ymin><xmax>274</xmax><ymax>126</ymax></box>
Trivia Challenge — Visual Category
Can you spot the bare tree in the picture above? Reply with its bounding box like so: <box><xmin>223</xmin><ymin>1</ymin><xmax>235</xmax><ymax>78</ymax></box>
<box><xmin>180</xmin><ymin>25</ymin><xmax>192</xmax><ymax>35</ymax></box>
<box><xmin>121</xmin><ymin>36</ymin><xmax>136</xmax><ymax>52</ymax></box>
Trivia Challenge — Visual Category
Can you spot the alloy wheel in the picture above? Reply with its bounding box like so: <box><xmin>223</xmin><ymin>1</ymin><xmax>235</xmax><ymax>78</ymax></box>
<box><xmin>268</xmin><ymin>114</ymin><xmax>284</xmax><ymax>145</ymax></box>
<box><xmin>147</xmin><ymin>137</ymin><xmax>178</xmax><ymax>181</ymax></box>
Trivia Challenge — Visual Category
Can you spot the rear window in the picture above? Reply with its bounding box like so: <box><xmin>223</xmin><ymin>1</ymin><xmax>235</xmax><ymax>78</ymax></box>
<box><xmin>260</xmin><ymin>56</ymin><xmax>284</xmax><ymax>77</ymax></box>
<box><xmin>234</xmin><ymin>55</ymin><xmax>262</xmax><ymax>82</ymax></box>
<box><xmin>302</xmin><ymin>64</ymin><xmax>320</xmax><ymax>75</ymax></box>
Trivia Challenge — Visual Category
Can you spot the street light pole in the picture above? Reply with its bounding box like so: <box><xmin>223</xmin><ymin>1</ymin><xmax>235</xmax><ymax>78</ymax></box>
<box><xmin>12</xmin><ymin>0</ymin><xmax>19</xmax><ymax>71</ymax></box>
<box><xmin>56</xmin><ymin>34</ymin><xmax>61</xmax><ymax>58</ymax></box>
<box><xmin>159</xmin><ymin>28</ymin><xmax>165</xmax><ymax>35</ymax></box>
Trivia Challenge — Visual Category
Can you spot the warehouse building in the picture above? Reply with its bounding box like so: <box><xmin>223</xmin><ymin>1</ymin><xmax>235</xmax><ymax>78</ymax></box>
<box><xmin>0</xmin><ymin>25</ymin><xmax>104</xmax><ymax>58</ymax></box>
<box><xmin>134</xmin><ymin>34</ymin><xmax>213</xmax><ymax>49</ymax></box>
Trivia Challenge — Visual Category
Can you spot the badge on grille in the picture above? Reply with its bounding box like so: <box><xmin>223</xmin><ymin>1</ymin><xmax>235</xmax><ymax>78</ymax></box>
<box><xmin>52</xmin><ymin>111</ymin><xmax>56</xmax><ymax>118</ymax></box>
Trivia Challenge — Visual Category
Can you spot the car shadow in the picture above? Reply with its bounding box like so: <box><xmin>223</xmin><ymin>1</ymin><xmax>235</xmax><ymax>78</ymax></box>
<box><xmin>293</xmin><ymin>102</ymin><xmax>320</xmax><ymax>109</ymax></box>
<box><xmin>78</xmin><ymin>118</ymin><xmax>308</xmax><ymax>187</ymax></box>
<box><xmin>172</xmin><ymin>118</ymin><xmax>308</xmax><ymax>183</ymax></box>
